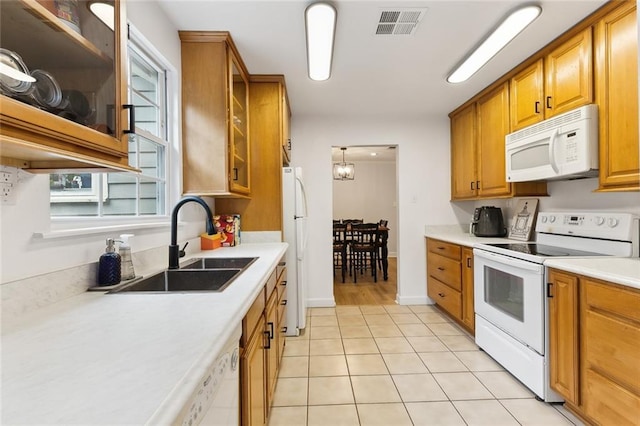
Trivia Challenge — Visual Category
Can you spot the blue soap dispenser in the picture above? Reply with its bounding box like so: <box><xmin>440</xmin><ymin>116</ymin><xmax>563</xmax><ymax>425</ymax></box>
<box><xmin>98</xmin><ymin>238</ymin><xmax>121</xmax><ymax>286</ymax></box>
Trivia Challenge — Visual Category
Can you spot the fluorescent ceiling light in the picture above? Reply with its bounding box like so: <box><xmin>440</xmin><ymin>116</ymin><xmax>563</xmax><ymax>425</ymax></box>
<box><xmin>447</xmin><ymin>5</ymin><xmax>541</xmax><ymax>83</ymax></box>
<box><xmin>305</xmin><ymin>3</ymin><xmax>337</xmax><ymax>81</ymax></box>
<box><xmin>88</xmin><ymin>1</ymin><xmax>115</xmax><ymax>31</ymax></box>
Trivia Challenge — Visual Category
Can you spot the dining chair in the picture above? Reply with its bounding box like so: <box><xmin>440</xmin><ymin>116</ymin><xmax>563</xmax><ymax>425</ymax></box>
<box><xmin>377</xmin><ymin>219</ymin><xmax>389</xmax><ymax>270</ymax></box>
<box><xmin>332</xmin><ymin>223</ymin><xmax>348</xmax><ymax>283</ymax></box>
<box><xmin>349</xmin><ymin>223</ymin><xmax>380</xmax><ymax>283</ymax></box>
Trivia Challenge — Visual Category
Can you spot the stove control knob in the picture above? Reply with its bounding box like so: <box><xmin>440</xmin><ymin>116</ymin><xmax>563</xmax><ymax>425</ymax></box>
<box><xmin>607</xmin><ymin>217</ymin><xmax>619</xmax><ymax>228</ymax></box>
<box><xmin>595</xmin><ymin>216</ymin><xmax>605</xmax><ymax>226</ymax></box>
<box><xmin>549</xmin><ymin>216</ymin><xmax>556</xmax><ymax>223</ymax></box>
<box><xmin>540</xmin><ymin>216</ymin><xmax>548</xmax><ymax>223</ymax></box>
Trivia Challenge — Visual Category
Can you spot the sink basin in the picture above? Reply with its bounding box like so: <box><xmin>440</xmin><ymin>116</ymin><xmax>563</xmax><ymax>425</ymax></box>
<box><xmin>180</xmin><ymin>257</ymin><xmax>258</xmax><ymax>270</ymax></box>
<box><xmin>109</xmin><ymin>268</ymin><xmax>243</xmax><ymax>293</ymax></box>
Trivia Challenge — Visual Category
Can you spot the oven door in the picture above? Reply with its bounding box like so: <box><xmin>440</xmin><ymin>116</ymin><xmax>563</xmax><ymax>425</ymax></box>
<box><xmin>473</xmin><ymin>249</ymin><xmax>545</xmax><ymax>354</ymax></box>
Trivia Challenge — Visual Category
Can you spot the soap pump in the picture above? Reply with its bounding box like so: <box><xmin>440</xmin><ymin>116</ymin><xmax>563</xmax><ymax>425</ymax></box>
<box><xmin>119</xmin><ymin>234</ymin><xmax>136</xmax><ymax>281</ymax></box>
<box><xmin>98</xmin><ymin>238</ymin><xmax>121</xmax><ymax>286</ymax></box>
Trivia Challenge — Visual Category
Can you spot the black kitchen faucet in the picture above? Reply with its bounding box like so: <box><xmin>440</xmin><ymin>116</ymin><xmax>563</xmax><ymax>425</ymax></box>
<box><xmin>168</xmin><ymin>196</ymin><xmax>216</xmax><ymax>269</ymax></box>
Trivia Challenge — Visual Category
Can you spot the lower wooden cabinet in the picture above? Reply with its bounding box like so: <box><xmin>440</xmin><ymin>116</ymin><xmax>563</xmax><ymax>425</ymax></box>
<box><xmin>241</xmin><ymin>311</ymin><xmax>267</xmax><ymax>426</ymax></box>
<box><xmin>240</xmin><ymin>259</ymin><xmax>287</xmax><ymax>426</ymax></box>
<box><xmin>426</xmin><ymin>238</ymin><xmax>474</xmax><ymax>334</ymax></box>
<box><xmin>547</xmin><ymin>269</ymin><xmax>580</xmax><ymax>405</ymax></box>
<box><xmin>547</xmin><ymin>269</ymin><xmax>640</xmax><ymax>425</ymax></box>
<box><xmin>461</xmin><ymin>247</ymin><xmax>475</xmax><ymax>332</ymax></box>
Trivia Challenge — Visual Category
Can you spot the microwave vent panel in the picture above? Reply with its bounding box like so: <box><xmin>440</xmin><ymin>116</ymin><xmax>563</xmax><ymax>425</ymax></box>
<box><xmin>375</xmin><ymin>8</ymin><xmax>427</xmax><ymax>35</ymax></box>
<box><xmin>507</xmin><ymin>104</ymin><xmax>597</xmax><ymax>143</ymax></box>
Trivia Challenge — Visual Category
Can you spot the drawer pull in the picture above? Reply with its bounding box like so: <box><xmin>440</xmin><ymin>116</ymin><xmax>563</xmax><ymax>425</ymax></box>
<box><xmin>438</xmin><ymin>293</ymin><xmax>445</xmax><ymax>298</ymax></box>
<box><xmin>281</xmin><ymin>280</ymin><xmax>287</xmax><ymax>286</ymax></box>
<box><xmin>437</xmin><ymin>246</ymin><xmax>445</xmax><ymax>250</ymax></box>
<box><xmin>281</xmin><ymin>299</ymin><xmax>287</xmax><ymax>306</ymax></box>
<box><xmin>437</xmin><ymin>267</ymin><xmax>445</xmax><ymax>271</ymax></box>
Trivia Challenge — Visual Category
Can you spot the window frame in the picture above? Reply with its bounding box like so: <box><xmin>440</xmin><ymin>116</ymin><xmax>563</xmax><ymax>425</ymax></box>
<box><xmin>50</xmin><ymin>22</ymin><xmax>177</xmax><ymax>230</ymax></box>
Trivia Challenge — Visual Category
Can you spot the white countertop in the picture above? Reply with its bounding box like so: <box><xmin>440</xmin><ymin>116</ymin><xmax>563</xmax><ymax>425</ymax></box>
<box><xmin>425</xmin><ymin>225</ymin><xmax>640</xmax><ymax>290</ymax></box>
<box><xmin>1</xmin><ymin>242</ymin><xmax>288</xmax><ymax>425</ymax></box>
<box><xmin>425</xmin><ymin>224</ymin><xmax>518</xmax><ymax>247</ymax></box>
<box><xmin>545</xmin><ymin>257</ymin><xmax>640</xmax><ymax>290</ymax></box>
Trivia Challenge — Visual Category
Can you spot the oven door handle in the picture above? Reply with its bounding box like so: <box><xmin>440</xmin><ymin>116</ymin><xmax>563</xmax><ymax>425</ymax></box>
<box><xmin>473</xmin><ymin>249</ymin><xmax>543</xmax><ymax>273</ymax></box>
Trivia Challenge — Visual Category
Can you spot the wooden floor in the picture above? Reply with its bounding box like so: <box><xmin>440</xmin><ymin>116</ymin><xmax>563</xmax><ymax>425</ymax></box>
<box><xmin>333</xmin><ymin>257</ymin><xmax>397</xmax><ymax>305</ymax></box>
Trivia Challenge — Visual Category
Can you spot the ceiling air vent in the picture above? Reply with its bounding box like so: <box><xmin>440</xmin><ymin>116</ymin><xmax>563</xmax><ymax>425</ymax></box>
<box><xmin>375</xmin><ymin>8</ymin><xmax>427</xmax><ymax>36</ymax></box>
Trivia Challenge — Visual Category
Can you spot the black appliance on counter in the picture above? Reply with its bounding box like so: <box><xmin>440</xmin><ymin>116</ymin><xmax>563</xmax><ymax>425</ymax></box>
<box><xmin>470</xmin><ymin>206</ymin><xmax>507</xmax><ymax>237</ymax></box>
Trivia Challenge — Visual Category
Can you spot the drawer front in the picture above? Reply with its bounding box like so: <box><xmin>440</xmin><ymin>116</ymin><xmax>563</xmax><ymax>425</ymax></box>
<box><xmin>265</xmin><ymin>269</ymin><xmax>277</xmax><ymax>300</ymax></box>
<box><xmin>277</xmin><ymin>272</ymin><xmax>288</xmax><ymax>302</ymax></box>
<box><xmin>583</xmin><ymin>368</ymin><xmax>640</xmax><ymax>426</ymax></box>
<box><xmin>427</xmin><ymin>253</ymin><xmax>462</xmax><ymax>291</ymax></box>
<box><xmin>241</xmin><ymin>287</ymin><xmax>266</xmax><ymax>347</ymax></box>
<box><xmin>427</xmin><ymin>238</ymin><xmax>462</xmax><ymax>261</ymax></box>
<box><xmin>584</xmin><ymin>278</ymin><xmax>640</xmax><ymax>323</ymax></box>
<box><xmin>428</xmin><ymin>276</ymin><xmax>462</xmax><ymax>319</ymax></box>
<box><xmin>584</xmin><ymin>308</ymin><xmax>640</xmax><ymax>394</ymax></box>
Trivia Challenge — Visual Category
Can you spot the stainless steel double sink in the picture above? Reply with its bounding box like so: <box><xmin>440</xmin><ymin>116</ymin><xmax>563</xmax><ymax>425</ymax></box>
<box><xmin>108</xmin><ymin>257</ymin><xmax>257</xmax><ymax>293</ymax></box>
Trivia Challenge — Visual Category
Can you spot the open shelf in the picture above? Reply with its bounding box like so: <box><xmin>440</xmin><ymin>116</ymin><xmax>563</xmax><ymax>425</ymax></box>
<box><xmin>0</xmin><ymin>0</ymin><xmax>113</xmax><ymax>70</ymax></box>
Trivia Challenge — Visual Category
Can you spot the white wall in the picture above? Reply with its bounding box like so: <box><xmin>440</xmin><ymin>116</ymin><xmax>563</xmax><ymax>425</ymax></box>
<box><xmin>292</xmin><ymin>115</ymin><xmax>455</xmax><ymax>306</ymax></box>
<box><xmin>333</xmin><ymin>160</ymin><xmax>398</xmax><ymax>255</ymax></box>
<box><xmin>0</xmin><ymin>2</ymin><xmax>212</xmax><ymax>284</ymax></box>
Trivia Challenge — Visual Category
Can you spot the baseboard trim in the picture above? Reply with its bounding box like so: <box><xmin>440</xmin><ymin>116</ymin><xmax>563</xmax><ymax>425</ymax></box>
<box><xmin>396</xmin><ymin>295</ymin><xmax>430</xmax><ymax>305</ymax></box>
<box><xmin>306</xmin><ymin>298</ymin><xmax>336</xmax><ymax>308</ymax></box>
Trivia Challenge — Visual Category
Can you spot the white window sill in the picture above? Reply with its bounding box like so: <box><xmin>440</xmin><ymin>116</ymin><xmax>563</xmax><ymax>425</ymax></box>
<box><xmin>34</xmin><ymin>221</ymin><xmax>174</xmax><ymax>240</ymax></box>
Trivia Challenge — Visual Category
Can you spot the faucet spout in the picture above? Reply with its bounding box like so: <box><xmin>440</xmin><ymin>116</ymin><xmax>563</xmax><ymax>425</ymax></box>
<box><xmin>169</xmin><ymin>196</ymin><xmax>216</xmax><ymax>269</ymax></box>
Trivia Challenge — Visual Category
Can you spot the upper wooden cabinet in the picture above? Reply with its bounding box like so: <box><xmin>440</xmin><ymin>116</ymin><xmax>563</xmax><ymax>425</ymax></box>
<box><xmin>450</xmin><ymin>83</ymin><xmax>547</xmax><ymax>200</ymax></box>
<box><xmin>595</xmin><ymin>2</ymin><xmax>639</xmax><ymax>191</ymax></box>
<box><xmin>216</xmin><ymin>75</ymin><xmax>290</xmax><ymax>230</ymax></box>
<box><xmin>450</xmin><ymin>103</ymin><xmax>477</xmax><ymax>199</ymax></box>
<box><xmin>180</xmin><ymin>31</ymin><xmax>251</xmax><ymax>197</ymax></box>
<box><xmin>510</xmin><ymin>28</ymin><xmax>593</xmax><ymax>131</ymax></box>
<box><xmin>0</xmin><ymin>0</ymin><xmax>135</xmax><ymax>172</ymax></box>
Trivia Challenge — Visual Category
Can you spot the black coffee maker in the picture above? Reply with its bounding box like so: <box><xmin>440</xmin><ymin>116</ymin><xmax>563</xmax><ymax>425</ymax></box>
<box><xmin>471</xmin><ymin>206</ymin><xmax>507</xmax><ymax>237</ymax></box>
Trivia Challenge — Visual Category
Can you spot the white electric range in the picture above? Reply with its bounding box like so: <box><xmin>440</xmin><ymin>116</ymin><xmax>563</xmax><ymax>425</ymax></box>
<box><xmin>473</xmin><ymin>211</ymin><xmax>639</xmax><ymax>402</ymax></box>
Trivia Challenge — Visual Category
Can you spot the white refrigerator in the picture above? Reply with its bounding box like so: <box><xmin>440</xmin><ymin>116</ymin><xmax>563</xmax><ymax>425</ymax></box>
<box><xmin>282</xmin><ymin>167</ymin><xmax>308</xmax><ymax>336</ymax></box>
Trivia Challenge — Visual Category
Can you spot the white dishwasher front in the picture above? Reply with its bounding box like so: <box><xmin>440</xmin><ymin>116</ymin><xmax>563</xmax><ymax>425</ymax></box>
<box><xmin>177</xmin><ymin>325</ymin><xmax>241</xmax><ymax>426</ymax></box>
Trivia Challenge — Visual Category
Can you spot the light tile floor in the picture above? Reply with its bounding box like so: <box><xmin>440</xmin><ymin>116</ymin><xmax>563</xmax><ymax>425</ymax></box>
<box><xmin>269</xmin><ymin>305</ymin><xmax>584</xmax><ymax>426</ymax></box>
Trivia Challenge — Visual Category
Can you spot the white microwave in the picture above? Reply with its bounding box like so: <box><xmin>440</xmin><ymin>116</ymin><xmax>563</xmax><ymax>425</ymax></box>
<box><xmin>506</xmin><ymin>104</ymin><xmax>599</xmax><ymax>182</ymax></box>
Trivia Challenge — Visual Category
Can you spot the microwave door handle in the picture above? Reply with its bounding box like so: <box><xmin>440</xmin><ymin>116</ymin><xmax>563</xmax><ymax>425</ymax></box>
<box><xmin>548</xmin><ymin>129</ymin><xmax>560</xmax><ymax>173</ymax></box>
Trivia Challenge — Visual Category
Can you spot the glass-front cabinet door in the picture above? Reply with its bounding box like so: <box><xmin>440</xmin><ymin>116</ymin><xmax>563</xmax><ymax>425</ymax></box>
<box><xmin>229</xmin><ymin>57</ymin><xmax>249</xmax><ymax>194</ymax></box>
<box><xmin>0</xmin><ymin>0</ymin><xmax>132</xmax><ymax>170</ymax></box>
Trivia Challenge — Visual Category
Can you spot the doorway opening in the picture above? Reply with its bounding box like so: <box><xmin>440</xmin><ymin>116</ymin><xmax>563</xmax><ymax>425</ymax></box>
<box><xmin>331</xmin><ymin>145</ymin><xmax>398</xmax><ymax>305</ymax></box>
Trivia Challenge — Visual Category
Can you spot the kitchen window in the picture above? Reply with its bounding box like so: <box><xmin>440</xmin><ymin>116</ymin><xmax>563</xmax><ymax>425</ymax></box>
<box><xmin>50</xmin><ymin>27</ymin><xmax>169</xmax><ymax>219</ymax></box>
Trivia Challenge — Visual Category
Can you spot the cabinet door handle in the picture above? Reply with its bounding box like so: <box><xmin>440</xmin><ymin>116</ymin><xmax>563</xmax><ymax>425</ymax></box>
<box><xmin>547</xmin><ymin>282</ymin><xmax>553</xmax><ymax>298</ymax></box>
<box><xmin>233</xmin><ymin>167</ymin><xmax>238</xmax><ymax>181</ymax></box>
<box><xmin>287</xmin><ymin>139</ymin><xmax>292</xmax><ymax>150</ymax></box>
<box><xmin>535</xmin><ymin>101</ymin><xmax>540</xmax><ymax>114</ymax></box>
<box><xmin>264</xmin><ymin>331</ymin><xmax>271</xmax><ymax>349</ymax></box>
<box><xmin>467</xmin><ymin>258</ymin><xmax>471</xmax><ymax>268</ymax></box>
<box><xmin>470</xmin><ymin>181</ymin><xmax>474</xmax><ymax>190</ymax></box>
<box><xmin>438</xmin><ymin>292</ymin><xmax>445</xmax><ymax>298</ymax></box>
<box><xmin>123</xmin><ymin>104</ymin><xmax>136</xmax><ymax>134</ymax></box>
<box><xmin>546</xmin><ymin>96</ymin><xmax>552</xmax><ymax>109</ymax></box>
<box><xmin>281</xmin><ymin>299</ymin><xmax>287</xmax><ymax>306</ymax></box>
<box><xmin>268</xmin><ymin>322</ymin><xmax>274</xmax><ymax>339</ymax></box>
<box><xmin>281</xmin><ymin>326</ymin><xmax>287</xmax><ymax>333</ymax></box>
<box><xmin>476</xmin><ymin>180</ymin><xmax>480</xmax><ymax>189</ymax></box>
<box><xmin>281</xmin><ymin>280</ymin><xmax>287</xmax><ymax>286</ymax></box>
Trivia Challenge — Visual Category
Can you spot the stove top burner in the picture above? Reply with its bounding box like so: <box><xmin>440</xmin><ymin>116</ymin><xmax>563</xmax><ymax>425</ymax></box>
<box><xmin>486</xmin><ymin>243</ymin><xmax>606</xmax><ymax>257</ymax></box>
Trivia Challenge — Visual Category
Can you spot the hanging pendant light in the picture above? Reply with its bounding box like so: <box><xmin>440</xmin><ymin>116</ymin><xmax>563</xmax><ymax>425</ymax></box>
<box><xmin>333</xmin><ymin>147</ymin><xmax>355</xmax><ymax>180</ymax></box>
